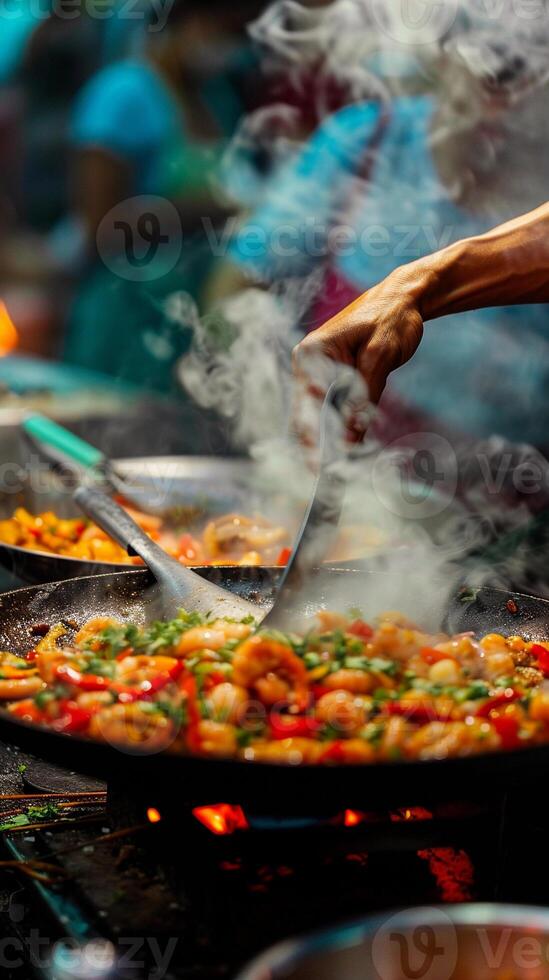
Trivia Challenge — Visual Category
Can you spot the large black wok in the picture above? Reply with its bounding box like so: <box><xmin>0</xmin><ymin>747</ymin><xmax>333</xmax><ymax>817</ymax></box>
<box><xmin>0</xmin><ymin>566</ymin><xmax>548</xmax><ymax>811</ymax></box>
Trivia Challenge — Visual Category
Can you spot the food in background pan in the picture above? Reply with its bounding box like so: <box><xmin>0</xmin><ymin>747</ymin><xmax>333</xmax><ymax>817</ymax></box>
<box><xmin>0</xmin><ymin>506</ymin><xmax>289</xmax><ymax>567</ymax></box>
<box><xmin>4</xmin><ymin>610</ymin><xmax>549</xmax><ymax>764</ymax></box>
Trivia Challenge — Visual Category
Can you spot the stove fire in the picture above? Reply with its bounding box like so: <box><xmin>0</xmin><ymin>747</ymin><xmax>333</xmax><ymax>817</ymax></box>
<box><xmin>343</xmin><ymin>809</ymin><xmax>366</xmax><ymax>827</ymax></box>
<box><xmin>193</xmin><ymin>804</ymin><xmax>249</xmax><ymax>835</ymax></box>
<box><xmin>0</xmin><ymin>301</ymin><xmax>18</xmax><ymax>356</ymax></box>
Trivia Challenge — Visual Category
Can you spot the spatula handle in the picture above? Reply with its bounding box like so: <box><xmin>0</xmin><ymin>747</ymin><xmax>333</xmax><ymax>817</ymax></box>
<box><xmin>24</xmin><ymin>415</ymin><xmax>105</xmax><ymax>470</ymax></box>
<box><xmin>73</xmin><ymin>485</ymin><xmax>175</xmax><ymax>574</ymax></box>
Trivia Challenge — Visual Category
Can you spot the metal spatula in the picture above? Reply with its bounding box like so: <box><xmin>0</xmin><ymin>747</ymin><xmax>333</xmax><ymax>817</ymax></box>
<box><xmin>261</xmin><ymin>378</ymin><xmax>352</xmax><ymax>629</ymax></box>
<box><xmin>73</xmin><ymin>379</ymin><xmax>352</xmax><ymax>627</ymax></box>
<box><xmin>73</xmin><ymin>485</ymin><xmax>259</xmax><ymax>622</ymax></box>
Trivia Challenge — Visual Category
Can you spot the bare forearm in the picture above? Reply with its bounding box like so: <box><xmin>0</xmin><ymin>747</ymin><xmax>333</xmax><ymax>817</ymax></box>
<box><xmin>392</xmin><ymin>202</ymin><xmax>549</xmax><ymax>321</ymax></box>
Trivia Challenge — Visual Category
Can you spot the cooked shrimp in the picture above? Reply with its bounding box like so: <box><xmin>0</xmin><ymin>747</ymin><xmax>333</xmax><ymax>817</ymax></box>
<box><xmin>322</xmin><ymin>670</ymin><xmax>374</xmax><ymax>694</ymax></box>
<box><xmin>89</xmin><ymin>704</ymin><xmax>175</xmax><ymax>751</ymax></box>
<box><xmin>232</xmin><ymin>635</ymin><xmax>307</xmax><ymax>706</ymax></box>
<box><xmin>211</xmin><ymin>621</ymin><xmax>253</xmax><ymax>641</ymax></box>
<box><xmin>0</xmin><ymin>676</ymin><xmax>45</xmax><ymax>699</ymax></box>
<box><xmin>405</xmin><ymin>720</ymin><xmax>498</xmax><ymax>760</ymax></box>
<box><xmin>197</xmin><ymin>720</ymin><xmax>238</xmax><ymax>757</ymax></box>
<box><xmin>116</xmin><ymin>655</ymin><xmax>178</xmax><ymax>684</ymax></box>
<box><xmin>207</xmin><ymin>683</ymin><xmax>249</xmax><ymax>724</ymax></box>
<box><xmin>246</xmin><ymin>737</ymin><xmax>324</xmax><ymax>765</ymax></box>
<box><xmin>176</xmin><ymin>627</ymin><xmax>229</xmax><ymax>656</ymax></box>
<box><xmin>315</xmin><ymin>691</ymin><xmax>367</xmax><ymax>735</ymax></box>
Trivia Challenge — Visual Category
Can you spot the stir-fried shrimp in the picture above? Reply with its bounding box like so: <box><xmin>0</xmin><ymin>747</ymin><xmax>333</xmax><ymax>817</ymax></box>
<box><xmin>2</xmin><ymin>607</ymin><xmax>549</xmax><ymax>766</ymax></box>
<box><xmin>232</xmin><ymin>635</ymin><xmax>308</xmax><ymax>706</ymax></box>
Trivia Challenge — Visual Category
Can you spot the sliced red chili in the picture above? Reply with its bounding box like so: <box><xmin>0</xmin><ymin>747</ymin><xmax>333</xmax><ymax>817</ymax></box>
<box><xmin>489</xmin><ymin>711</ymin><xmax>521</xmax><ymax>750</ymax></box>
<box><xmin>55</xmin><ymin>664</ymin><xmax>110</xmax><ymax>692</ymax></box>
<box><xmin>420</xmin><ymin>647</ymin><xmax>456</xmax><ymax>666</ymax></box>
<box><xmin>51</xmin><ymin>700</ymin><xmax>93</xmax><ymax>734</ymax></box>
<box><xmin>10</xmin><ymin>700</ymin><xmax>45</xmax><ymax>724</ymax></box>
<box><xmin>276</xmin><ymin>547</ymin><xmax>292</xmax><ymax>567</ymax></box>
<box><xmin>475</xmin><ymin>689</ymin><xmax>520</xmax><ymax>718</ymax></box>
<box><xmin>384</xmin><ymin>701</ymin><xmax>450</xmax><ymax>723</ymax></box>
<box><xmin>531</xmin><ymin>644</ymin><xmax>549</xmax><ymax>677</ymax></box>
<box><xmin>348</xmin><ymin>620</ymin><xmax>374</xmax><ymax>641</ymax></box>
<box><xmin>319</xmin><ymin>740</ymin><xmax>347</xmax><ymax>764</ymax></box>
<box><xmin>269</xmin><ymin>714</ymin><xmax>320</xmax><ymax>740</ymax></box>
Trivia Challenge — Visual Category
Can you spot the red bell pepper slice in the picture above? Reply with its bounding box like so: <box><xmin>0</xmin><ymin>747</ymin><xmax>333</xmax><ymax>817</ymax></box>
<box><xmin>51</xmin><ymin>700</ymin><xmax>93</xmax><ymax>734</ymax></box>
<box><xmin>348</xmin><ymin>620</ymin><xmax>374</xmax><ymax>641</ymax></box>
<box><xmin>10</xmin><ymin>700</ymin><xmax>45</xmax><ymax>724</ymax></box>
<box><xmin>276</xmin><ymin>547</ymin><xmax>292</xmax><ymax>567</ymax></box>
<box><xmin>420</xmin><ymin>647</ymin><xmax>456</xmax><ymax>666</ymax></box>
<box><xmin>311</xmin><ymin>683</ymin><xmax>332</xmax><ymax>701</ymax></box>
<box><xmin>488</xmin><ymin>711</ymin><xmax>521</xmax><ymax>750</ymax></box>
<box><xmin>531</xmin><ymin>644</ymin><xmax>549</xmax><ymax>677</ymax></box>
<box><xmin>56</xmin><ymin>664</ymin><xmax>110</xmax><ymax>692</ymax></box>
<box><xmin>269</xmin><ymin>714</ymin><xmax>320</xmax><ymax>740</ymax></box>
<box><xmin>475</xmin><ymin>689</ymin><xmax>520</xmax><ymax>718</ymax></box>
<box><xmin>112</xmin><ymin>662</ymin><xmax>186</xmax><ymax>704</ymax></box>
<box><xmin>319</xmin><ymin>740</ymin><xmax>347</xmax><ymax>764</ymax></box>
<box><xmin>384</xmin><ymin>701</ymin><xmax>451</xmax><ymax>723</ymax></box>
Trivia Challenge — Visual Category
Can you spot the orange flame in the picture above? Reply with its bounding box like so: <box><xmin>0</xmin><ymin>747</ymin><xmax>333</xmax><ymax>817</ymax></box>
<box><xmin>147</xmin><ymin>807</ymin><xmax>162</xmax><ymax>824</ymax></box>
<box><xmin>390</xmin><ymin>807</ymin><xmax>433</xmax><ymax>822</ymax></box>
<box><xmin>344</xmin><ymin>809</ymin><xmax>366</xmax><ymax>827</ymax></box>
<box><xmin>192</xmin><ymin>804</ymin><xmax>249</xmax><ymax>836</ymax></box>
<box><xmin>0</xmin><ymin>302</ymin><xmax>18</xmax><ymax>357</ymax></box>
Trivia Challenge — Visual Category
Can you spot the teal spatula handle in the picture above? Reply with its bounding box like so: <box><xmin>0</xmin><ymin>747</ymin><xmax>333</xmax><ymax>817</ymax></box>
<box><xmin>23</xmin><ymin>415</ymin><xmax>105</xmax><ymax>470</ymax></box>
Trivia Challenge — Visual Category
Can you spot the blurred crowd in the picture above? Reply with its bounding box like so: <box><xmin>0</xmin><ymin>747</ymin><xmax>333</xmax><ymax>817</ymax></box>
<box><xmin>3</xmin><ymin>0</ymin><xmax>549</xmax><ymax>447</ymax></box>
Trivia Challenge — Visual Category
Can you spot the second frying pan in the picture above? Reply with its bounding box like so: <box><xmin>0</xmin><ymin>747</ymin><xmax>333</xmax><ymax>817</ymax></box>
<box><xmin>0</xmin><ymin>567</ymin><xmax>548</xmax><ymax>811</ymax></box>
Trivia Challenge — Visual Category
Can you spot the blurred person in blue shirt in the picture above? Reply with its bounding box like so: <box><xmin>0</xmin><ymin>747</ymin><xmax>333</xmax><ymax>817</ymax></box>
<box><xmin>63</xmin><ymin>0</ymin><xmax>266</xmax><ymax>392</ymax></box>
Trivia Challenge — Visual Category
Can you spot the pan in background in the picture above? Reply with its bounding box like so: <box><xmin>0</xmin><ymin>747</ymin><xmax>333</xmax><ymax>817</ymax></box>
<box><xmin>0</xmin><ymin>453</ymin><xmax>471</xmax><ymax>585</ymax></box>
<box><xmin>1</xmin><ymin>568</ymin><xmax>549</xmax><ymax>809</ymax></box>
<box><xmin>236</xmin><ymin>904</ymin><xmax>549</xmax><ymax>980</ymax></box>
<box><xmin>0</xmin><ymin>455</ymin><xmax>264</xmax><ymax>584</ymax></box>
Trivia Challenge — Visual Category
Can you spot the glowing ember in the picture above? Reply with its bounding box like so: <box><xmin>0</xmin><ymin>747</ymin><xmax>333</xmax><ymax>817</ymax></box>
<box><xmin>192</xmin><ymin>804</ymin><xmax>249</xmax><ymax>836</ymax></box>
<box><xmin>418</xmin><ymin>847</ymin><xmax>474</xmax><ymax>902</ymax></box>
<box><xmin>343</xmin><ymin>809</ymin><xmax>366</xmax><ymax>827</ymax></box>
<box><xmin>146</xmin><ymin>807</ymin><xmax>162</xmax><ymax>824</ymax></box>
<box><xmin>0</xmin><ymin>302</ymin><xmax>18</xmax><ymax>356</ymax></box>
<box><xmin>390</xmin><ymin>807</ymin><xmax>433</xmax><ymax>822</ymax></box>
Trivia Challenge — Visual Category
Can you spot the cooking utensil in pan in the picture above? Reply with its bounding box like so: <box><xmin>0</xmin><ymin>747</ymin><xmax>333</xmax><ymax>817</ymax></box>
<box><xmin>23</xmin><ymin>414</ymin><xmax>216</xmax><ymax>517</ymax></box>
<box><xmin>73</xmin><ymin>379</ymin><xmax>348</xmax><ymax>624</ymax></box>
<box><xmin>74</xmin><ymin>484</ymin><xmax>259</xmax><ymax>621</ymax></box>
<box><xmin>0</xmin><ymin>570</ymin><xmax>548</xmax><ymax>809</ymax></box>
<box><xmin>259</xmin><ymin>378</ymin><xmax>351</xmax><ymax>629</ymax></box>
